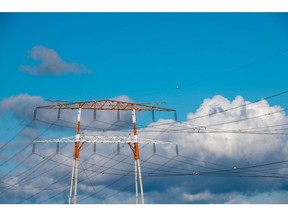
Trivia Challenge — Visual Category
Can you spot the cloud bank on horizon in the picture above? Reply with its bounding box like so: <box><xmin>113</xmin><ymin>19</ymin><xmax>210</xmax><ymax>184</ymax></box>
<box><xmin>1</xmin><ymin>93</ymin><xmax>288</xmax><ymax>204</ymax></box>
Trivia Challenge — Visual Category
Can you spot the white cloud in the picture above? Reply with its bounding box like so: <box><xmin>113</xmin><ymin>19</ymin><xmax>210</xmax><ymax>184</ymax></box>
<box><xmin>0</xmin><ymin>94</ymin><xmax>45</xmax><ymax>120</ymax></box>
<box><xmin>136</xmin><ymin>95</ymin><xmax>288</xmax><ymax>203</ymax></box>
<box><xmin>143</xmin><ymin>95</ymin><xmax>288</xmax><ymax>163</ymax></box>
<box><xmin>1</xmin><ymin>94</ymin><xmax>288</xmax><ymax>204</ymax></box>
<box><xmin>182</xmin><ymin>190</ymin><xmax>213</xmax><ymax>202</ymax></box>
<box><xmin>0</xmin><ymin>94</ymin><xmax>133</xmax><ymax>131</ymax></box>
<box><xmin>19</xmin><ymin>46</ymin><xmax>91</xmax><ymax>76</ymax></box>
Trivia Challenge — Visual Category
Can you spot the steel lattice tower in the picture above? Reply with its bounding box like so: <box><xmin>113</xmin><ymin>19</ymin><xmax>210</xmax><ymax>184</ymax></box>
<box><xmin>34</xmin><ymin>99</ymin><xmax>176</xmax><ymax>204</ymax></box>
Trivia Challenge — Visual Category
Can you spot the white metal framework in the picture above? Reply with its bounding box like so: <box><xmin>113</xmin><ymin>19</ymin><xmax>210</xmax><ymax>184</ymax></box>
<box><xmin>33</xmin><ymin>135</ymin><xmax>174</xmax><ymax>145</ymax></box>
<box><xmin>33</xmin><ymin>133</ymin><xmax>175</xmax><ymax>204</ymax></box>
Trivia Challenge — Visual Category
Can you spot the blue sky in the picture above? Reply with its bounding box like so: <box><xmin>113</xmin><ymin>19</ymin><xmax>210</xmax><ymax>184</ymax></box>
<box><xmin>1</xmin><ymin>13</ymin><xmax>288</xmax><ymax>119</ymax></box>
<box><xmin>1</xmin><ymin>12</ymin><xmax>288</xmax><ymax>205</ymax></box>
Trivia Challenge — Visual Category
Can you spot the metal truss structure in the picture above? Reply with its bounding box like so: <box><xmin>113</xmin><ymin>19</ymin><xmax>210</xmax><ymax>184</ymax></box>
<box><xmin>35</xmin><ymin>99</ymin><xmax>176</xmax><ymax>204</ymax></box>
<box><xmin>36</xmin><ymin>99</ymin><xmax>176</xmax><ymax>112</ymax></box>
<box><xmin>33</xmin><ymin>135</ymin><xmax>175</xmax><ymax>145</ymax></box>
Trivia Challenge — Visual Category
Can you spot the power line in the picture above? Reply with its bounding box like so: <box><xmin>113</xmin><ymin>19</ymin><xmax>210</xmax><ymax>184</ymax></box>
<box><xmin>39</xmin><ymin>148</ymin><xmax>133</xmax><ymax>204</ymax></box>
<box><xmin>31</xmin><ymin>89</ymin><xmax>288</xmax><ymax>140</ymax></box>
<box><xmin>146</xmin><ymin>158</ymin><xmax>288</xmax><ymax>179</ymax></box>
<box><xmin>4</xmin><ymin>143</ymin><xmax>288</xmax><ymax>203</ymax></box>
<box><xmin>0</xmin><ymin>153</ymin><xmax>60</xmax><ymax>195</ymax></box>
<box><xmin>0</xmin><ymin>119</ymin><xmax>35</xmax><ymax>152</ymax></box>
<box><xmin>136</xmin><ymin>89</ymin><xmax>288</xmax><ymax>130</ymax></box>
<box><xmin>0</xmin><ymin>119</ymin><xmax>59</xmax><ymax>167</ymax></box>
<box><xmin>138</xmin><ymin>107</ymin><xmax>288</xmax><ymax>136</ymax></box>
<box><xmin>135</xmin><ymin>48</ymin><xmax>288</xmax><ymax>99</ymax></box>
<box><xmin>3</xmin><ymin>88</ymin><xmax>288</xmax><ymax>203</ymax></box>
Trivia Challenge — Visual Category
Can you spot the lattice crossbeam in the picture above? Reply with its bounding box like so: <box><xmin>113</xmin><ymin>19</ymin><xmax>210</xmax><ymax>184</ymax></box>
<box><xmin>36</xmin><ymin>99</ymin><xmax>176</xmax><ymax>112</ymax></box>
<box><xmin>33</xmin><ymin>135</ymin><xmax>175</xmax><ymax>145</ymax></box>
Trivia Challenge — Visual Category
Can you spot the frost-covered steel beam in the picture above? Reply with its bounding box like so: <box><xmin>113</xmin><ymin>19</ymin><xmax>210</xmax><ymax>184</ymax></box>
<box><xmin>33</xmin><ymin>135</ymin><xmax>175</xmax><ymax>145</ymax></box>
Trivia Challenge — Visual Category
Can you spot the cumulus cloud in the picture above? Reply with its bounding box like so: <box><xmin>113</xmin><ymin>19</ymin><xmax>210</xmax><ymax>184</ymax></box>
<box><xmin>143</xmin><ymin>95</ymin><xmax>288</xmax><ymax>163</ymax></box>
<box><xmin>139</xmin><ymin>95</ymin><xmax>288</xmax><ymax>203</ymax></box>
<box><xmin>1</xmin><ymin>94</ymin><xmax>288</xmax><ymax>204</ymax></box>
<box><xmin>19</xmin><ymin>46</ymin><xmax>91</xmax><ymax>76</ymax></box>
<box><xmin>0</xmin><ymin>94</ymin><xmax>45</xmax><ymax>121</ymax></box>
<box><xmin>0</xmin><ymin>94</ymin><xmax>133</xmax><ymax>131</ymax></box>
<box><xmin>0</xmin><ymin>93</ymin><xmax>136</xmax><ymax>158</ymax></box>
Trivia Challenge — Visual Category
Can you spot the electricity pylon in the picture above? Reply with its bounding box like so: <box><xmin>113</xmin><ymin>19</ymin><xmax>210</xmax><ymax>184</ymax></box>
<box><xmin>34</xmin><ymin>99</ymin><xmax>176</xmax><ymax>204</ymax></box>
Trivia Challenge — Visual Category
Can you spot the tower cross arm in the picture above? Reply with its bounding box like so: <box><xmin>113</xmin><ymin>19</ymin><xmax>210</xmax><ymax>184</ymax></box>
<box><xmin>33</xmin><ymin>135</ymin><xmax>175</xmax><ymax>145</ymax></box>
<box><xmin>35</xmin><ymin>99</ymin><xmax>176</xmax><ymax>112</ymax></box>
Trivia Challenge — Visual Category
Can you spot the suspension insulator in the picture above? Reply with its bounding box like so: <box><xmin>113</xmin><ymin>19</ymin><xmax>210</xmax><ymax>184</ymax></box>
<box><xmin>117</xmin><ymin>142</ymin><xmax>120</xmax><ymax>154</ymax></box>
<box><xmin>56</xmin><ymin>142</ymin><xmax>60</xmax><ymax>153</ymax></box>
<box><xmin>33</xmin><ymin>109</ymin><xmax>37</xmax><ymax>120</ymax></box>
<box><xmin>117</xmin><ymin>110</ymin><xmax>120</xmax><ymax>121</ymax></box>
<box><xmin>153</xmin><ymin>143</ymin><xmax>156</xmax><ymax>154</ymax></box>
<box><xmin>176</xmin><ymin>144</ymin><xmax>179</xmax><ymax>156</ymax></box>
<box><xmin>93</xmin><ymin>109</ymin><xmax>96</xmax><ymax>121</ymax></box>
<box><xmin>57</xmin><ymin>109</ymin><xmax>61</xmax><ymax>120</ymax></box>
<box><xmin>93</xmin><ymin>142</ymin><xmax>96</xmax><ymax>153</ymax></box>
<box><xmin>32</xmin><ymin>143</ymin><xmax>36</xmax><ymax>153</ymax></box>
<box><xmin>152</xmin><ymin>110</ymin><xmax>155</xmax><ymax>122</ymax></box>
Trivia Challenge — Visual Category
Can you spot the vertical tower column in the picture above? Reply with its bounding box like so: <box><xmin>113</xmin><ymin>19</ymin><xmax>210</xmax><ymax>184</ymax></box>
<box><xmin>132</xmin><ymin>109</ymin><xmax>145</xmax><ymax>204</ymax></box>
<box><xmin>68</xmin><ymin>107</ymin><xmax>82</xmax><ymax>204</ymax></box>
<box><xmin>134</xmin><ymin>160</ymin><xmax>139</xmax><ymax>204</ymax></box>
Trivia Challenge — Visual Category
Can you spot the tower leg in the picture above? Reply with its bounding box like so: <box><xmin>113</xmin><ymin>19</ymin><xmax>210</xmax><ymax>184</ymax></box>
<box><xmin>73</xmin><ymin>158</ymin><xmax>79</xmax><ymax>204</ymax></box>
<box><xmin>69</xmin><ymin>107</ymin><xmax>82</xmax><ymax>204</ymax></box>
<box><xmin>134</xmin><ymin>159</ymin><xmax>139</xmax><ymax>204</ymax></box>
<box><xmin>69</xmin><ymin>159</ymin><xmax>76</xmax><ymax>204</ymax></box>
<box><xmin>131</xmin><ymin>109</ymin><xmax>145</xmax><ymax>204</ymax></box>
<box><xmin>137</xmin><ymin>159</ymin><xmax>145</xmax><ymax>204</ymax></box>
